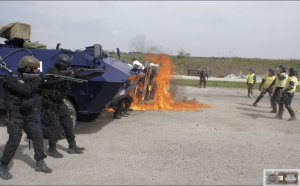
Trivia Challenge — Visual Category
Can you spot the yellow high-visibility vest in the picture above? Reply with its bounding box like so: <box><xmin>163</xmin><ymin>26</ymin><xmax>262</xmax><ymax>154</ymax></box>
<box><xmin>262</xmin><ymin>75</ymin><xmax>276</xmax><ymax>89</ymax></box>
<box><xmin>274</xmin><ymin>74</ymin><xmax>288</xmax><ymax>88</ymax></box>
<box><xmin>284</xmin><ymin>76</ymin><xmax>298</xmax><ymax>93</ymax></box>
<box><xmin>247</xmin><ymin>73</ymin><xmax>255</xmax><ymax>84</ymax></box>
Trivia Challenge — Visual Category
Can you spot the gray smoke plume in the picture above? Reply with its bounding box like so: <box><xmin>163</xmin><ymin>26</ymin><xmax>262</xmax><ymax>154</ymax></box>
<box><xmin>129</xmin><ymin>35</ymin><xmax>146</xmax><ymax>52</ymax></box>
<box><xmin>129</xmin><ymin>34</ymin><xmax>163</xmax><ymax>54</ymax></box>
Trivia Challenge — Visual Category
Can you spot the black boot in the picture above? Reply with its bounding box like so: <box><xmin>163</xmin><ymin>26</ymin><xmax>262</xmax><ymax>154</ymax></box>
<box><xmin>113</xmin><ymin>112</ymin><xmax>121</xmax><ymax>119</ymax></box>
<box><xmin>48</xmin><ymin>147</ymin><xmax>63</xmax><ymax>158</ymax></box>
<box><xmin>123</xmin><ymin>109</ymin><xmax>130</xmax><ymax>115</ymax></box>
<box><xmin>35</xmin><ymin>160</ymin><xmax>52</xmax><ymax>173</ymax></box>
<box><xmin>0</xmin><ymin>164</ymin><xmax>12</xmax><ymax>180</ymax></box>
<box><xmin>276</xmin><ymin>114</ymin><xmax>283</xmax><ymax>119</ymax></box>
<box><xmin>121</xmin><ymin>112</ymin><xmax>128</xmax><ymax>117</ymax></box>
<box><xmin>252</xmin><ymin>101</ymin><xmax>258</xmax><ymax>107</ymax></box>
<box><xmin>286</xmin><ymin>106</ymin><xmax>296</xmax><ymax>121</ymax></box>
<box><xmin>68</xmin><ymin>141</ymin><xmax>85</xmax><ymax>154</ymax></box>
<box><xmin>288</xmin><ymin>116</ymin><xmax>297</xmax><ymax>121</ymax></box>
<box><xmin>287</xmin><ymin>109</ymin><xmax>296</xmax><ymax>121</ymax></box>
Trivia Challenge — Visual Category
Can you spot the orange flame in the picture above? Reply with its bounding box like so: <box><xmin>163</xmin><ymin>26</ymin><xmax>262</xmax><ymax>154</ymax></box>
<box><xmin>131</xmin><ymin>55</ymin><xmax>211</xmax><ymax>112</ymax></box>
<box><xmin>106</xmin><ymin>108</ymin><xmax>115</xmax><ymax>113</ymax></box>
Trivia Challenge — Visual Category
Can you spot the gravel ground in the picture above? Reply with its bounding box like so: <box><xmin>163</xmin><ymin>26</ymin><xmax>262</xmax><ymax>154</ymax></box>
<box><xmin>0</xmin><ymin>86</ymin><xmax>299</xmax><ymax>185</ymax></box>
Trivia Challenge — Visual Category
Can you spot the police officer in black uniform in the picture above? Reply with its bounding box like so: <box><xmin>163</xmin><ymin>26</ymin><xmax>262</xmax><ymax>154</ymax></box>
<box><xmin>199</xmin><ymin>68</ymin><xmax>208</xmax><ymax>88</ymax></box>
<box><xmin>111</xmin><ymin>80</ymin><xmax>134</xmax><ymax>119</ymax></box>
<box><xmin>0</xmin><ymin>56</ymin><xmax>52</xmax><ymax>180</ymax></box>
<box><xmin>40</xmin><ymin>54</ymin><xmax>85</xmax><ymax>158</ymax></box>
<box><xmin>121</xmin><ymin>80</ymin><xmax>134</xmax><ymax>116</ymax></box>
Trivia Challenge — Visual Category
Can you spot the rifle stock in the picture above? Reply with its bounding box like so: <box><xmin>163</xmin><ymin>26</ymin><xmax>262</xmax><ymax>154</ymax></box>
<box><xmin>22</xmin><ymin>73</ymin><xmax>41</xmax><ymax>81</ymax></box>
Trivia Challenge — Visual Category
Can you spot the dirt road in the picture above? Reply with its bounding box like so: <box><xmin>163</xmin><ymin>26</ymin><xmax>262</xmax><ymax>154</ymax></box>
<box><xmin>0</xmin><ymin>86</ymin><xmax>299</xmax><ymax>185</ymax></box>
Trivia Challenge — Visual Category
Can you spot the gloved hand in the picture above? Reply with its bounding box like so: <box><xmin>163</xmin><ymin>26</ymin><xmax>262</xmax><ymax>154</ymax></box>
<box><xmin>39</xmin><ymin>73</ymin><xmax>46</xmax><ymax>81</ymax></box>
<box><xmin>94</xmin><ymin>71</ymin><xmax>103</xmax><ymax>76</ymax></box>
<box><xmin>76</xmin><ymin>68</ymin><xmax>86</xmax><ymax>73</ymax></box>
<box><xmin>35</xmin><ymin>88</ymin><xmax>44</xmax><ymax>94</ymax></box>
<box><xmin>45</xmin><ymin>74</ymin><xmax>55</xmax><ymax>80</ymax></box>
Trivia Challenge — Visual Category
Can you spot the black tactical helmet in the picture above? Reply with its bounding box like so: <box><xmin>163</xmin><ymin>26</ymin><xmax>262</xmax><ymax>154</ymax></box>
<box><xmin>288</xmin><ymin>67</ymin><xmax>298</xmax><ymax>76</ymax></box>
<box><xmin>55</xmin><ymin>54</ymin><xmax>71</xmax><ymax>70</ymax></box>
<box><xmin>278</xmin><ymin>65</ymin><xmax>286</xmax><ymax>73</ymax></box>
<box><xmin>268</xmin><ymin>68</ymin><xmax>275</xmax><ymax>76</ymax></box>
<box><xmin>18</xmin><ymin>56</ymin><xmax>40</xmax><ymax>73</ymax></box>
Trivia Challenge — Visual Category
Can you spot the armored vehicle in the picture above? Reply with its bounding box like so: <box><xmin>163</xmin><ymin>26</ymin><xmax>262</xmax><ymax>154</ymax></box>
<box><xmin>0</xmin><ymin>22</ymin><xmax>144</xmax><ymax>123</ymax></box>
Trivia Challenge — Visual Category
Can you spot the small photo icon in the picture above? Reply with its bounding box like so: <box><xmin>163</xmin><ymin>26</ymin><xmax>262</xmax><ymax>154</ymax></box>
<box><xmin>263</xmin><ymin>169</ymin><xmax>300</xmax><ymax>186</ymax></box>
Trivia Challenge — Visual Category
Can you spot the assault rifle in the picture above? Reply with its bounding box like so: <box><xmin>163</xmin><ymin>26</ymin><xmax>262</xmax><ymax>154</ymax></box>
<box><xmin>45</xmin><ymin>73</ymin><xmax>87</xmax><ymax>83</ymax></box>
<box><xmin>59</xmin><ymin>68</ymin><xmax>104</xmax><ymax>80</ymax></box>
<box><xmin>0</xmin><ymin>56</ymin><xmax>102</xmax><ymax>84</ymax></box>
<box><xmin>21</xmin><ymin>73</ymin><xmax>87</xmax><ymax>83</ymax></box>
<box><xmin>73</xmin><ymin>68</ymin><xmax>105</xmax><ymax>80</ymax></box>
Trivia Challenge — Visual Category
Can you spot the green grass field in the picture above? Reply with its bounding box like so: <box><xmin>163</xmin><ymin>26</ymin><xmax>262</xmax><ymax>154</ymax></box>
<box><xmin>170</xmin><ymin>56</ymin><xmax>300</xmax><ymax>77</ymax></box>
<box><xmin>111</xmin><ymin>52</ymin><xmax>300</xmax><ymax>77</ymax></box>
<box><xmin>111</xmin><ymin>52</ymin><xmax>300</xmax><ymax>92</ymax></box>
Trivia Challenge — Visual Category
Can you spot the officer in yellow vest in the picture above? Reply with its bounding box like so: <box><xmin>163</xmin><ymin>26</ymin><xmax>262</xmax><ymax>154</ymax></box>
<box><xmin>265</xmin><ymin>65</ymin><xmax>288</xmax><ymax>113</ymax></box>
<box><xmin>246</xmin><ymin>69</ymin><xmax>256</xmax><ymax>97</ymax></box>
<box><xmin>277</xmin><ymin>67</ymin><xmax>298</xmax><ymax>121</ymax></box>
<box><xmin>253</xmin><ymin>68</ymin><xmax>276</xmax><ymax>106</ymax></box>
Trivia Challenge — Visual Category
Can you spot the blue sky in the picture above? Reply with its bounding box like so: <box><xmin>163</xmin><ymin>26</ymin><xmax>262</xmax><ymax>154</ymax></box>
<box><xmin>1</xmin><ymin>1</ymin><xmax>300</xmax><ymax>59</ymax></box>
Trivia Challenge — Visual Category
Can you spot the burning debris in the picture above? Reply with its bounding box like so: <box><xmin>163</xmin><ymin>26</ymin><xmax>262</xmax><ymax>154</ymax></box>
<box><xmin>131</xmin><ymin>55</ymin><xmax>211</xmax><ymax>112</ymax></box>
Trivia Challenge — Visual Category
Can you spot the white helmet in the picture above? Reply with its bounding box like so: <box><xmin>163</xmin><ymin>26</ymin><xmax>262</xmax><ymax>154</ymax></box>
<box><xmin>127</xmin><ymin>63</ymin><xmax>133</xmax><ymax>68</ymax></box>
<box><xmin>150</xmin><ymin>62</ymin><xmax>159</xmax><ymax>67</ymax></box>
<box><xmin>132</xmin><ymin>60</ymin><xmax>143</xmax><ymax>70</ymax></box>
